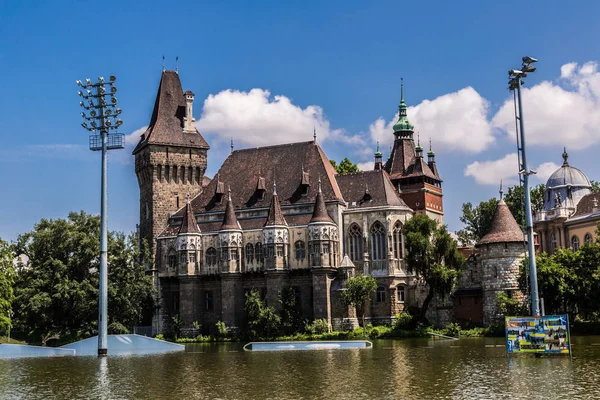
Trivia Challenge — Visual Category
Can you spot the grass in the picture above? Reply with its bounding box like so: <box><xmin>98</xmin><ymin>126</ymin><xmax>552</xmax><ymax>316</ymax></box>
<box><xmin>0</xmin><ymin>336</ymin><xmax>27</xmax><ymax>345</ymax></box>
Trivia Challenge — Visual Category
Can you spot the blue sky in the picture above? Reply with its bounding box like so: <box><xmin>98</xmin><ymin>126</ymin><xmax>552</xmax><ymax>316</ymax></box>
<box><xmin>2</xmin><ymin>0</ymin><xmax>600</xmax><ymax>241</ymax></box>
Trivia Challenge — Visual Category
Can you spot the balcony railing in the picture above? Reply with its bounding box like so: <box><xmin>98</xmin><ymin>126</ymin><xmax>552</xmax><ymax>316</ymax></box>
<box><xmin>533</xmin><ymin>207</ymin><xmax>573</xmax><ymax>223</ymax></box>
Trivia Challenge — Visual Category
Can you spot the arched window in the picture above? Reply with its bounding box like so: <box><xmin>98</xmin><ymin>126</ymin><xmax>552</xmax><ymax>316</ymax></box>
<box><xmin>572</xmin><ymin>236</ymin><xmax>580</xmax><ymax>251</ymax></box>
<box><xmin>376</xmin><ymin>287</ymin><xmax>386</xmax><ymax>303</ymax></box>
<box><xmin>370</xmin><ymin>221</ymin><xmax>386</xmax><ymax>261</ymax></box>
<box><xmin>295</xmin><ymin>240</ymin><xmax>306</xmax><ymax>260</ymax></box>
<box><xmin>255</xmin><ymin>243</ymin><xmax>263</xmax><ymax>263</ymax></box>
<box><xmin>585</xmin><ymin>233</ymin><xmax>593</xmax><ymax>245</ymax></box>
<box><xmin>551</xmin><ymin>232</ymin><xmax>557</xmax><ymax>253</ymax></box>
<box><xmin>348</xmin><ymin>223</ymin><xmax>363</xmax><ymax>262</ymax></box>
<box><xmin>188</xmin><ymin>244</ymin><xmax>197</xmax><ymax>263</ymax></box>
<box><xmin>245</xmin><ymin>243</ymin><xmax>254</xmax><ymax>264</ymax></box>
<box><xmin>206</xmin><ymin>247</ymin><xmax>217</xmax><ymax>266</ymax></box>
<box><xmin>168</xmin><ymin>249</ymin><xmax>176</xmax><ymax>269</ymax></box>
<box><xmin>392</xmin><ymin>221</ymin><xmax>403</xmax><ymax>259</ymax></box>
<box><xmin>397</xmin><ymin>286</ymin><xmax>405</xmax><ymax>303</ymax></box>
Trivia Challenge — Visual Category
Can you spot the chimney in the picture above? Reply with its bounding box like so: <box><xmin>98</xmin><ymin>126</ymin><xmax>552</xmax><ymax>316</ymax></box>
<box><xmin>184</xmin><ymin>90</ymin><xmax>195</xmax><ymax>132</ymax></box>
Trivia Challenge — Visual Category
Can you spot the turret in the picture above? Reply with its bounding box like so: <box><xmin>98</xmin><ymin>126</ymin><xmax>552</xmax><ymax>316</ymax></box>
<box><xmin>307</xmin><ymin>179</ymin><xmax>339</xmax><ymax>268</ymax></box>
<box><xmin>176</xmin><ymin>193</ymin><xmax>201</xmax><ymax>276</ymax></box>
<box><xmin>392</xmin><ymin>78</ymin><xmax>414</xmax><ymax>138</ymax></box>
<box><xmin>262</xmin><ymin>182</ymin><xmax>289</xmax><ymax>270</ymax></box>
<box><xmin>183</xmin><ymin>90</ymin><xmax>195</xmax><ymax>133</ymax></box>
<box><xmin>219</xmin><ymin>187</ymin><xmax>242</xmax><ymax>273</ymax></box>
<box><xmin>374</xmin><ymin>141</ymin><xmax>383</xmax><ymax>170</ymax></box>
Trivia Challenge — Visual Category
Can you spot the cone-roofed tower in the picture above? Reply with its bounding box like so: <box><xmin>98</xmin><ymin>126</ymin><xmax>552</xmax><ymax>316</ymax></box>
<box><xmin>264</xmin><ymin>182</ymin><xmax>287</xmax><ymax>227</ymax></box>
<box><xmin>477</xmin><ymin>199</ymin><xmax>524</xmax><ymax>246</ymax></box>
<box><xmin>221</xmin><ymin>187</ymin><xmax>241</xmax><ymax>230</ymax></box>
<box><xmin>310</xmin><ymin>178</ymin><xmax>334</xmax><ymax>224</ymax></box>
<box><xmin>178</xmin><ymin>193</ymin><xmax>200</xmax><ymax>234</ymax></box>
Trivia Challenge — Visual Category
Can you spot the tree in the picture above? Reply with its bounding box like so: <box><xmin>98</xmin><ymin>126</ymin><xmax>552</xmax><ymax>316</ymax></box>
<box><xmin>503</xmin><ymin>184</ymin><xmax>545</xmax><ymax>229</ymax></box>
<box><xmin>244</xmin><ymin>289</ymin><xmax>280</xmax><ymax>339</ymax></box>
<box><xmin>330</xmin><ymin>158</ymin><xmax>359</xmax><ymax>174</ymax></box>
<box><xmin>457</xmin><ymin>198</ymin><xmax>499</xmax><ymax>244</ymax></box>
<box><xmin>591</xmin><ymin>180</ymin><xmax>600</xmax><ymax>194</ymax></box>
<box><xmin>279</xmin><ymin>287</ymin><xmax>305</xmax><ymax>335</ymax></box>
<box><xmin>0</xmin><ymin>238</ymin><xmax>15</xmax><ymax>335</ymax></box>
<box><xmin>341</xmin><ymin>274</ymin><xmax>377</xmax><ymax>334</ymax></box>
<box><xmin>404</xmin><ymin>214</ymin><xmax>464</xmax><ymax>323</ymax></box>
<box><xmin>12</xmin><ymin>211</ymin><xmax>154</xmax><ymax>337</ymax></box>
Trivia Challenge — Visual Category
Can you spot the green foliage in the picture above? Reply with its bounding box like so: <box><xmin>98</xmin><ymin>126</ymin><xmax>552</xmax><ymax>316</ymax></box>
<box><xmin>457</xmin><ymin>198</ymin><xmax>499</xmax><ymax>244</ymax></box>
<box><xmin>0</xmin><ymin>238</ymin><xmax>16</xmax><ymax>334</ymax></box>
<box><xmin>154</xmin><ymin>334</ymin><xmax>164</xmax><ymax>340</ymax></box>
<box><xmin>192</xmin><ymin>320</ymin><xmax>200</xmax><ymax>330</ymax></box>
<box><xmin>394</xmin><ymin>312</ymin><xmax>413</xmax><ymax>330</ymax></box>
<box><xmin>11</xmin><ymin>212</ymin><xmax>154</xmax><ymax>337</ymax></box>
<box><xmin>404</xmin><ymin>214</ymin><xmax>464</xmax><ymax>322</ymax></box>
<box><xmin>496</xmin><ymin>292</ymin><xmax>526</xmax><ymax>317</ymax></box>
<box><xmin>279</xmin><ymin>287</ymin><xmax>306</xmax><ymax>335</ymax></box>
<box><xmin>444</xmin><ymin>322</ymin><xmax>462</xmax><ymax>337</ymax></box>
<box><xmin>215</xmin><ymin>321</ymin><xmax>229</xmax><ymax>338</ymax></box>
<box><xmin>591</xmin><ymin>180</ymin><xmax>600</xmax><ymax>194</ymax></box>
<box><xmin>305</xmin><ymin>318</ymin><xmax>330</xmax><ymax>335</ymax></box>
<box><xmin>108</xmin><ymin>322</ymin><xmax>130</xmax><ymax>334</ymax></box>
<box><xmin>330</xmin><ymin>158</ymin><xmax>359</xmax><ymax>174</ymax></box>
<box><xmin>341</xmin><ymin>274</ymin><xmax>377</xmax><ymax>332</ymax></box>
<box><xmin>245</xmin><ymin>289</ymin><xmax>281</xmax><ymax>339</ymax></box>
<box><xmin>169</xmin><ymin>315</ymin><xmax>184</xmax><ymax>340</ymax></box>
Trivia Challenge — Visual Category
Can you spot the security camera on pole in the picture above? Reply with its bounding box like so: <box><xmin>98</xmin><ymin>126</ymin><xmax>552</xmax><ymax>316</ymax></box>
<box><xmin>76</xmin><ymin>75</ymin><xmax>124</xmax><ymax>356</ymax></box>
<box><xmin>508</xmin><ymin>56</ymin><xmax>540</xmax><ymax>316</ymax></box>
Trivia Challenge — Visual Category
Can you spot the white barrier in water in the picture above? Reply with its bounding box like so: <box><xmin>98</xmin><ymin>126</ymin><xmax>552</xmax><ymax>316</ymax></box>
<box><xmin>244</xmin><ymin>340</ymin><xmax>373</xmax><ymax>351</ymax></box>
<box><xmin>0</xmin><ymin>344</ymin><xmax>76</xmax><ymax>359</ymax></box>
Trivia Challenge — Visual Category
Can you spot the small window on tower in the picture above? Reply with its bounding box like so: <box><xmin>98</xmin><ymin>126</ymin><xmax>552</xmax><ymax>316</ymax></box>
<box><xmin>176</xmin><ymin>196</ymin><xmax>180</xmax><ymax>209</ymax></box>
<box><xmin>189</xmin><ymin>149</ymin><xmax>192</xmax><ymax>159</ymax></box>
<box><xmin>166</xmin><ymin>147</ymin><xmax>169</xmax><ymax>159</ymax></box>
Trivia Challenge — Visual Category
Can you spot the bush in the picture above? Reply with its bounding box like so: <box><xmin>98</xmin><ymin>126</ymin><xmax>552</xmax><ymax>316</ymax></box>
<box><xmin>443</xmin><ymin>322</ymin><xmax>461</xmax><ymax>338</ymax></box>
<box><xmin>108</xmin><ymin>322</ymin><xmax>130</xmax><ymax>334</ymax></box>
<box><xmin>305</xmin><ymin>319</ymin><xmax>329</xmax><ymax>335</ymax></box>
<box><xmin>192</xmin><ymin>321</ymin><xmax>201</xmax><ymax>330</ymax></box>
<box><xmin>155</xmin><ymin>334</ymin><xmax>164</xmax><ymax>341</ymax></box>
<box><xmin>215</xmin><ymin>321</ymin><xmax>229</xmax><ymax>338</ymax></box>
<box><xmin>394</xmin><ymin>312</ymin><xmax>413</xmax><ymax>330</ymax></box>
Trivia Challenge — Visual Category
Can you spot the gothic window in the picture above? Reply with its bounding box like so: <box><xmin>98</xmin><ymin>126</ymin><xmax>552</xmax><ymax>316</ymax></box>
<box><xmin>255</xmin><ymin>243</ymin><xmax>263</xmax><ymax>262</ymax></box>
<box><xmin>205</xmin><ymin>291</ymin><xmax>213</xmax><ymax>312</ymax></box>
<box><xmin>157</xmin><ymin>165</ymin><xmax>162</xmax><ymax>181</ymax></box>
<box><xmin>246</xmin><ymin>243</ymin><xmax>254</xmax><ymax>264</ymax></box>
<box><xmin>376</xmin><ymin>287</ymin><xmax>386</xmax><ymax>303</ymax></box>
<box><xmin>551</xmin><ymin>232</ymin><xmax>557</xmax><ymax>253</ymax></box>
<box><xmin>397</xmin><ymin>286</ymin><xmax>405</xmax><ymax>303</ymax></box>
<box><xmin>188</xmin><ymin>167</ymin><xmax>192</xmax><ymax>183</ymax></box>
<box><xmin>206</xmin><ymin>247</ymin><xmax>217</xmax><ymax>266</ymax></box>
<box><xmin>230</xmin><ymin>248</ymin><xmax>239</xmax><ymax>262</ymax></box>
<box><xmin>221</xmin><ymin>247</ymin><xmax>229</xmax><ymax>261</ymax></box>
<box><xmin>168</xmin><ymin>249</ymin><xmax>176</xmax><ymax>270</ymax></box>
<box><xmin>295</xmin><ymin>240</ymin><xmax>306</xmax><ymax>260</ymax></box>
<box><xmin>265</xmin><ymin>244</ymin><xmax>275</xmax><ymax>259</ymax></box>
<box><xmin>585</xmin><ymin>233</ymin><xmax>593</xmax><ymax>245</ymax></box>
<box><xmin>165</xmin><ymin>165</ymin><xmax>170</xmax><ymax>183</ymax></box>
<box><xmin>572</xmin><ymin>236</ymin><xmax>580</xmax><ymax>251</ymax></box>
<box><xmin>370</xmin><ymin>221</ymin><xmax>386</xmax><ymax>261</ymax></box>
<box><xmin>276</xmin><ymin>244</ymin><xmax>284</xmax><ymax>258</ymax></box>
<box><xmin>393</xmin><ymin>221</ymin><xmax>403</xmax><ymax>259</ymax></box>
<box><xmin>173</xmin><ymin>165</ymin><xmax>178</xmax><ymax>183</ymax></box>
<box><xmin>322</xmin><ymin>242</ymin><xmax>330</xmax><ymax>254</ymax></box>
<box><xmin>196</xmin><ymin>167</ymin><xmax>201</xmax><ymax>185</ymax></box>
<box><xmin>348</xmin><ymin>223</ymin><xmax>363</xmax><ymax>262</ymax></box>
<box><xmin>189</xmin><ymin>251</ymin><xmax>196</xmax><ymax>264</ymax></box>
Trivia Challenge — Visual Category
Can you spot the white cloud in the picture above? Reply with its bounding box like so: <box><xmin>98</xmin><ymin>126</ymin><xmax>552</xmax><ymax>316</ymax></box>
<box><xmin>492</xmin><ymin>62</ymin><xmax>600</xmax><ymax>150</ymax></box>
<box><xmin>357</xmin><ymin>161</ymin><xmax>374</xmax><ymax>171</ymax></box>
<box><xmin>464</xmin><ymin>153</ymin><xmax>519</xmax><ymax>185</ymax></box>
<box><xmin>534</xmin><ymin>161</ymin><xmax>561</xmax><ymax>184</ymax></box>
<box><xmin>196</xmin><ymin>88</ymin><xmax>366</xmax><ymax>148</ymax></box>
<box><xmin>465</xmin><ymin>154</ymin><xmax>561</xmax><ymax>186</ymax></box>
<box><xmin>369</xmin><ymin>87</ymin><xmax>494</xmax><ymax>157</ymax></box>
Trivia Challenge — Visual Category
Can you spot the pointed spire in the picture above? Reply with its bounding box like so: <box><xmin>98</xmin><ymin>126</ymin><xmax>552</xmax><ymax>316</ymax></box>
<box><xmin>499</xmin><ymin>179</ymin><xmax>504</xmax><ymax>200</ymax></box>
<box><xmin>374</xmin><ymin>140</ymin><xmax>383</xmax><ymax>170</ymax></box>
<box><xmin>179</xmin><ymin>190</ymin><xmax>200</xmax><ymax>234</ymax></box>
<box><xmin>162</xmin><ymin>55</ymin><xmax>165</xmax><ymax>72</ymax></box>
<box><xmin>415</xmin><ymin>133</ymin><xmax>423</xmax><ymax>157</ymax></box>
<box><xmin>313</xmin><ymin>127</ymin><xmax>317</xmax><ymax>143</ymax></box>
<box><xmin>562</xmin><ymin>147</ymin><xmax>569</xmax><ymax>166</ymax></box>
<box><xmin>221</xmin><ymin>186</ymin><xmax>241</xmax><ymax>230</ymax></box>
<box><xmin>427</xmin><ymin>137</ymin><xmax>435</xmax><ymax>163</ymax></box>
<box><xmin>264</xmin><ymin>181</ymin><xmax>287</xmax><ymax>227</ymax></box>
<box><xmin>175</xmin><ymin>56</ymin><xmax>179</xmax><ymax>73</ymax></box>
<box><xmin>310</xmin><ymin>177</ymin><xmax>334</xmax><ymax>224</ymax></box>
<box><xmin>393</xmin><ymin>77</ymin><xmax>414</xmax><ymax>135</ymax></box>
<box><xmin>230</xmin><ymin>138</ymin><xmax>234</xmax><ymax>154</ymax></box>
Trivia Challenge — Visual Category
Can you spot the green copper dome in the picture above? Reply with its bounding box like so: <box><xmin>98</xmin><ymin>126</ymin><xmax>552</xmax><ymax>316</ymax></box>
<box><xmin>374</xmin><ymin>140</ymin><xmax>382</xmax><ymax>158</ymax></box>
<box><xmin>393</xmin><ymin>80</ymin><xmax>414</xmax><ymax>134</ymax></box>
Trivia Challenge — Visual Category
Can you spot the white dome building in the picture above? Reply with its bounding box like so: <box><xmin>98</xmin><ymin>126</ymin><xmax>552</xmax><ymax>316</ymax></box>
<box><xmin>534</xmin><ymin>148</ymin><xmax>593</xmax><ymax>253</ymax></box>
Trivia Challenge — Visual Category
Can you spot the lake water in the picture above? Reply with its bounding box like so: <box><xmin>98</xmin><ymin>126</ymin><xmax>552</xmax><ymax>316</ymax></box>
<box><xmin>2</xmin><ymin>336</ymin><xmax>600</xmax><ymax>399</ymax></box>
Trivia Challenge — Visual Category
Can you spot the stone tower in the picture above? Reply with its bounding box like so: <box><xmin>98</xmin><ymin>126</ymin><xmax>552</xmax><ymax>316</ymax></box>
<box><xmin>383</xmin><ymin>80</ymin><xmax>444</xmax><ymax>223</ymax></box>
<box><xmin>133</xmin><ymin>70</ymin><xmax>210</xmax><ymax>257</ymax></box>
<box><xmin>476</xmin><ymin>199</ymin><xmax>526</xmax><ymax>326</ymax></box>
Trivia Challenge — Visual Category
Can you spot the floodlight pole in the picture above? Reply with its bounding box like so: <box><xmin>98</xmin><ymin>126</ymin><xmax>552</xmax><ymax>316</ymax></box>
<box><xmin>76</xmin><ymin>76</ymin><xmax>124</xmax><ymax>356</ymax></box>
<box><xmin>512</xmin><ymin>60</ymin><xmax>540</xmax><ymax>317</ymax></box>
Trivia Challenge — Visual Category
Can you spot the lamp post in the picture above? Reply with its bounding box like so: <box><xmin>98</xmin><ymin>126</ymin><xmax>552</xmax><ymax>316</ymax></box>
<box><xmin>76</xmin><ymin>76</ymin><xmax>124</xmax><ymax>356</ymax></box>
<box><xmin>508</xmin><ymin>56</ymin><xmax>540</xmax><ymax>316</ymax></box>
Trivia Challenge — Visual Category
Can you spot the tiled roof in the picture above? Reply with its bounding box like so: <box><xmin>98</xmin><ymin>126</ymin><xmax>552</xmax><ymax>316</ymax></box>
<box><xmin>221</xmin><ymin>195</ymin><xmax>241</xmax><ymax>230</ymax></box>
<box><xmin>477</xmin><ymin>199</ymin><xmax>525</xmax><ymax>246</ymax></box>
<box><xmin>188</xmin><ymin>141</ymin><xmax>344</xmax><ymax>213</ymax></box>
<box><xmin>310</xmin><ymin>183</ymin><xmax>334</xmax><ymax>224</ymax></box>
<box><xmin>335</xmin><ymin>170</ymin><xmax>410</xmax><ymax>209</ymax></box>
<box><xmin>264</xmin><ymin>185</ymin><xmax>287</xmax><ymax>227</ymax></box>
<box><xmin>178</xmin><ymin>201</ymin><xmax>200</xmax><ymax>234</ymax></box>
<box><xmin>401</xmin><ymin>156</ymin><xmax>439</xmax><ymax>180</ymax></box>
<box><xmin>571</xmin><ymin>193</ymin><xmax>600</xmax><ymax>218</ymax></box>
<box><xmin>384</xmin><ymin>138</ymin><xmax>415</xmax><ymax>178</ymax></box>
<box><xmin>132</xmin><ymin>71</ymin><xmax>209</xmax><ymax>154</ymax></box>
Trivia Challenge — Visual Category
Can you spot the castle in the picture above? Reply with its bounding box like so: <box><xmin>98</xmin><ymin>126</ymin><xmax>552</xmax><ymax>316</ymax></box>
<box><xmin>133</xmin><ymin>70</ymin><xmax>525</xmax><ymax>334</ymax></box>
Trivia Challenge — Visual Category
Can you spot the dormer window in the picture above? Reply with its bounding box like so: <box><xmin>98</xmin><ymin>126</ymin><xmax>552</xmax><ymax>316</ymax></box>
<box><xmin>255</xmin><ymin>176</ymin><xmax>266</xmax><ymax>200</ymax></box>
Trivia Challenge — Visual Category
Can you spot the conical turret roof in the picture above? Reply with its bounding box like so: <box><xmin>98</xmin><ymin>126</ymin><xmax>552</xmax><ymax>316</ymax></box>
<box><xmin>477</xmin><ymin>199</ymin><xmax>524</xmax><ymax>246</ymax></box>
<box><xmin>264</xmin><ymin>183</ymin><xmax>287</xmax><ymax>227</ymax></box>
<box><xmin>220</xmin><ymin>188</ymin><xmax>241</xmax><ymax>230</ymax></box>
<box><xmin>310</xmin><ymin>179</ymin><xmax>334</xmax><ymax>224</ymax></box>
<box><xmin>178</xmin><ymin>199</ymin><xmax>200</xmax><ymax>234</ymax></box>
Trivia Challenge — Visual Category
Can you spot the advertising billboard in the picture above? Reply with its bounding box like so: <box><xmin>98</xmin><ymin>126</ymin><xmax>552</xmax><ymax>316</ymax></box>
<box><xmin>505</xmin><ymin>315</ymin><xmax>570</xmax><ymax>354</ymax></box>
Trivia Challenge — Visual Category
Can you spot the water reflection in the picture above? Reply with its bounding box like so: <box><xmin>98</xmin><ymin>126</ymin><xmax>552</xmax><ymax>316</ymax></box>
<box><xmin>2</xmin><ymin>337</ymin><xmax>600</xmax><ymax>399</ymax></box>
